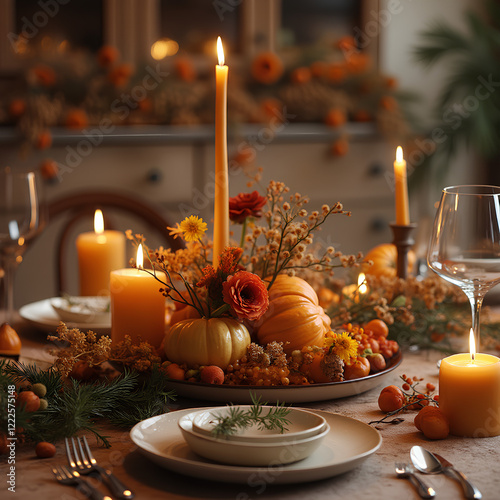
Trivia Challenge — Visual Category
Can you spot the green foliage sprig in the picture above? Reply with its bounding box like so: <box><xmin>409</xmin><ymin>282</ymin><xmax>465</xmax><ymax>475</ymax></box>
<box><xmin>0</xmin><ymin>361</ymin><xmax>176</xmax><ymax>447</ymax></box>
<box><xmin>211</xmin><ymin>394</ymin><xmax>291</xmax><ymax>438</ymax></box>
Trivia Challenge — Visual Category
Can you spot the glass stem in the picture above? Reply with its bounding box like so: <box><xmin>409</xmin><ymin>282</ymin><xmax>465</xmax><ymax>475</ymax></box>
<box><xmin>1</xmin><ymin>258</ymin><xmax>16</xmax><ymax>324</ymax></box>
<box><xmin>467</xmin><ymin>293</ymin><xmax>484</xmax><ymax>352</ymax></box>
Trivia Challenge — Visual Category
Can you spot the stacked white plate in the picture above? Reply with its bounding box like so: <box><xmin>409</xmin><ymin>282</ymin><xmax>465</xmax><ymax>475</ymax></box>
<box><xmin>51</xmin><ymin>296</ymin><xmax>110</xmax><ymax>324</ymax></box>
<box><xmin>177</xmin><ymin>406</ymin><xmax>329</xmax><ymax>466</ymax></box>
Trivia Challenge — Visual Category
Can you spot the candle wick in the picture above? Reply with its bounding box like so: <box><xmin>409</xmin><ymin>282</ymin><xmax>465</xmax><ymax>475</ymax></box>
<box><xmin>471</xmin><ymin>352</ymin><xmax>475</xmax><ymax>363</ymax></box>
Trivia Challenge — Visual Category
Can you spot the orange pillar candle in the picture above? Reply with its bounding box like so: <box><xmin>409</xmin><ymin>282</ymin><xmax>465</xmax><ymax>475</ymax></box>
<box><xmin>439</xmin><ymin>331</ymin><xmax>500</xmax><ymax>437</ymax></box>
<box><xmin>213</xmin><ymin>36</ymin><xmax>229</xmax><ymax>267</ymax></box>
<box><xmin>110</xmin><ymin>244</ymin><xmax>166</xmax><ymax>348</ymax></box>
<box><xmin>76</xmin><ymin>209</ymin><xmax>125</xmax><ymax>296</ymax></box>
<box><xmin>394</xmin><ymin>146</ymin><xmax>410</xmax><ymax>225</ymax></box>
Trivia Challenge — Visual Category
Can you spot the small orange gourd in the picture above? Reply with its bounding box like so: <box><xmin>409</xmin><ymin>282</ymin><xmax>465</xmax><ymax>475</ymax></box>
<box><xmin>255</xmin><ymin>275</ymin><xmax>331</xmax><ymax>354</ymax></box>
<box><xmin>0</xmin><ymin>323</ymin><xmax>21</xmax><ymax>357</ymax></box>
<box><xmin>164</xmin><ymin>317</ymin><xmax>251</xmax><ymax>369</ymax></box>
<box><xmin>363</xmin><ymin>243</ymin><xmax>416</xmax><ymax>278</ymax></box>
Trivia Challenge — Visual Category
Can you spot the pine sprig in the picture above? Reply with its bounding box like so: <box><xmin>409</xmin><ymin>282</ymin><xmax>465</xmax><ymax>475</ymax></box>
<box><xmin>108</xmin><ymin>365</ymin><xmax>176</xmax><ymax>428</ymax></box>
<box><xmin>211</xmin><ymin>393</ymin><xmax>291</xmax><ymax>438</ymax></box>
<box><xmin>2</xmin><ymin>361</ymin><xmax>63</xmax><ymax>396</ymax></box>
<box><xmin>0</xmin><ymin>361</ymin><xmax>177</xmax><ymax>447</ymax></box>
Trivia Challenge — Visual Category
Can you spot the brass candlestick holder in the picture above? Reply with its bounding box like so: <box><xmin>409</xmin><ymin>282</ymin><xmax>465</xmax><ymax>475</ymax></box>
<box><xmin>390</xmin><ymin>222</ymin><xmax>417</xmax><ymax>279</ymax></box>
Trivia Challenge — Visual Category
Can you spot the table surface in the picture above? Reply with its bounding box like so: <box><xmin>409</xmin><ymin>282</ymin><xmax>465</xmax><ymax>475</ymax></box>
<box><xmin>2</xmin><ymin>317</ymin><xmax>500</xmax><ymax>500</ymax></box>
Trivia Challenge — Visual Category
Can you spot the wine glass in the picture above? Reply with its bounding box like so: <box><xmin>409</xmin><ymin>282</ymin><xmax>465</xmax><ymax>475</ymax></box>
<box><xmin>0</xmin><ymin>167</ymin><xmax>45</xmax><ymax>323</ymax></box>
<box><xmin>427</xmin><ymin>185</ymin><xmax>500</xmax><ymax>351</ymax></box>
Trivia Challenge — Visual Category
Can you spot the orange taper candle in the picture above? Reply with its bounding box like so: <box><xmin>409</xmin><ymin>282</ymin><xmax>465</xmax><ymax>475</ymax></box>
<box><xmin>394</xmin><ymin>146</ymin><xmax>410</xmax><ymax>225</ymax></box>
<box><xmin>213</xmin><ymin>36</ymin><xmax>229</xmax><ymax>267</ymax></box>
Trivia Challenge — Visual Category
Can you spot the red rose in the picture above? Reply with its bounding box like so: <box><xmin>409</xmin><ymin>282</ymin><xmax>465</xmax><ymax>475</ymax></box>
<box><xmin>222</xmin><ymin>271</ymin><xmax>269</xmax><ymax>321</ymax></box>
<box><xmin>229</xmin><ymin>191</ymin><xmax>267</xmax><ymax>223</ymax></box>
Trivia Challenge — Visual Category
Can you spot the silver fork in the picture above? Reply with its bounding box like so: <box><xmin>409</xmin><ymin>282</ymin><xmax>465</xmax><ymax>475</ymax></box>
<box><xmin>65</xmin><ymin>436</ymin><xmax>134</xmax><ymax>499</ymax></box>
<box><xmin>52</xmin><ymin>464</ymin><xmax>112</xmax><ymax>500</ymax></box>
<box><xmin>395</xmin><ymin>462</ymin><xmax>436</xmax><ymax>499</ymax></box>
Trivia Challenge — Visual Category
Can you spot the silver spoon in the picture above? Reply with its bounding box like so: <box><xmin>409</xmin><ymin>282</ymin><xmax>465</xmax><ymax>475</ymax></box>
<box><xmin>410</xmin><ymin>446</ymin><xmax>482</xmax><ymax>499</ymax></box>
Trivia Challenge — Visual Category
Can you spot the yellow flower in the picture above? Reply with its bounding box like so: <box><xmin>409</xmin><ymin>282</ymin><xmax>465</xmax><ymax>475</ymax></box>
<box><xmin>167</xmin><ymin>222</ymin><xmax>184</xmax><ymax>239</ymax></box>
<box><xmin>328</xmin><ymin>332</ymin><xmax>358</xmax><ymax>363</ymax></box>
<box><xmin>179</xmin><ymin>215</ymin><xmax>207</xmax><ymax>242</ymax></box>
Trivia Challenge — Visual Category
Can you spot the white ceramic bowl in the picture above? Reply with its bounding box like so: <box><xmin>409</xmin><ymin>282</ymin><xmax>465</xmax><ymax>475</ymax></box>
<box><xmin>178</xmin><ymin>411</ymin><xmax>330</xmax><ymax>466</ymax></box>
<box><xmin>51</xmin><ymin>296</ymin><xmax>110</xmax><ymax>324</ymax></box>
<box><xmin>191</xmin><ymin>406</ymin><xmax>327</xmax><ymax>443</ymax></box>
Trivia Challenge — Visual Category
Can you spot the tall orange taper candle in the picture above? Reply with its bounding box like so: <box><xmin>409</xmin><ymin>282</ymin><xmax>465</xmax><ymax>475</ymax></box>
<box><xmin>394</xmin><ymin>146</ymin><xmax>410</xmax><ymax>225</ymax></box>
<box><xmin>439</xmin><ymin>330</ymin><xmax>500</xmax><ymax>437</ymax></box>
<box><xmin>213</xmin><ymin>36</ymin><xmax>229</xmax><ymax>267</ymax></box>
<box><xmin>110</xmin><ymin>244</ymin><xmax>166</xmax><ymax>348</ymax></box>
<box><xmin>76</xmin><ymin>209</ymin><xmax>125</xmax><ymax>296</ymax></box>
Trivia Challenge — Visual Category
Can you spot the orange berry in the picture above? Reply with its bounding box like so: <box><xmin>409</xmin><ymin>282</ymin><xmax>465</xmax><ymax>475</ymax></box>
<box><xmin>330</xmin><ymin>138</ymin><xmax>349</xmax><ymax>157</ymax></box>
<box><xmin>337</xmin><ymin>36</ymin><xmax>357</xmax><ymax>52</ymax></box>
<box><xmin>353</xmin><ymin>109</ymin><xmax>371</xmax><ymax>122</ymax></box>
<box><xmin>326</xmin><ymin>63</ymin><xmax>346</xmax><ymax>83</ymax></box>
<box><xmin>108</xmin><ymin>63</ymin><xmax>134</xmax><ymax>87</ymax></box>
<box><xmin>36</xmin><ymin>130</ymin><xmax>52</xmax><ymax>150</ymax></box>
<box><xmin>310</xmin><ymin>61</ymin><xmax>327</xmax><ymax>78</ymax></box>
<box><xmin>379</xmin><ymin>95</ymin><xmax>398</xmax><ymax>111</ymax></box>
<box><xmin>174</xmin><ymin>57</ymin><xmax>196</xmax><ymax>82</ymax></box>
<box><xmin>8</xmin><ymin>98</ymin><xmax>26</xmax><ymax>118</ymax></box>
<box><xmin>35</xmin><ymin>442</ymin><xmax>56</xmax><ymax>458</ymax></box>
<box><xmin>290</xmin><ymin>67</ymin><xmax>312</xmax><ymax>84</ymax></box>
<box><xmin>402</xmin><ymin>383</ymin><xmax>410</xmax><ymax>391</ymax></box>
<box><xmin>426</xmin><ymin>383</ymin><xmax>436</xmax><ymax>392</ymax></box>
<box><xmin>39</xmin><ymin>159</ymin><xmax>59</xmax><ymax>181</ymax></box>
<box><xmin>64</xmin><ymin>108</ymin><xmax>89</xmax><ymax>130</ymax></box>
<box><xmin>97</xmin><ymin>45</ymin><xmax>119</xmax><ymax>68</ymax></box>
<box><xmin>324</xmin><ymin>108</ymin><xmax>346</xmax><ymax>128</ymax></box>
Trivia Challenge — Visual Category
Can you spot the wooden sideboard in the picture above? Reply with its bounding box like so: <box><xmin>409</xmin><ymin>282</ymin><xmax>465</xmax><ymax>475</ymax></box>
<box><xmin>0</xmin><ymin>123</ymin><xmax>399</xmax><ymax>307</ymax></box>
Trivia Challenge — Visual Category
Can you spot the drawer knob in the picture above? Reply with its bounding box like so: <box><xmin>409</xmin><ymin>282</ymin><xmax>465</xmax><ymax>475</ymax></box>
<box><xmin>147</xmin><ymin>168</ymin><xmax>162</xmax><ymax>183</ymax></box>
<box><xmin>370</xmin><ymin>217</ymin><xmax>387</xmax><ymax>232</ymax></box>
<box><xmin>367</xmin><ymin>162</ymin><xmax>385</xmax><ymax>177</ymax></box>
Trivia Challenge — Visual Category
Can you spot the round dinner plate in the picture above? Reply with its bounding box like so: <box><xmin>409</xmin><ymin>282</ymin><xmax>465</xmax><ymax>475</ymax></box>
<box><xmin>164</xmin><ymin>350</ymin><xmax>402</xmax><ymax>404</ymax></box>
<box><xmin>19</xmin><ymin>298</ymin><xmax>111</xmax><ymax>334</ymax></box>
<box><xmin>130</xmin><ymin>408</ymin><xmax>382</xmax><ymax>484</ymax></box>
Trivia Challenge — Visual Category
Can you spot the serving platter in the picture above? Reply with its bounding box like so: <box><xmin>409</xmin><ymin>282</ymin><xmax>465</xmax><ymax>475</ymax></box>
<box><xmin>164</xmin><ymin>350</ymin><xmax>402</xmax><ymax>403</ymax></box>
<box><xmin>130</xmin><ymin>408</ymin><xmax>382</xmax><ymax>484</ymax></box>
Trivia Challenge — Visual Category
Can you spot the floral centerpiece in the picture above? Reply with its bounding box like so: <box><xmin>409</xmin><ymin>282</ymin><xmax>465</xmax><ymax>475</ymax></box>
<box><xmin>118</xmin><ymin>178</ymin><xmax>400</xmax><ymax>387</ymax></box>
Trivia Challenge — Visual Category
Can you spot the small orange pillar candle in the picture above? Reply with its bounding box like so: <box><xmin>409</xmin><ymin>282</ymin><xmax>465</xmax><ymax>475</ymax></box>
<box><xmin>76</xmin><ymin>209</ymin><xmax>125</xmax><ymax>296</ymax></box>
<box><xmin>213</xmin><ymin>36</ymin><xmax>229</xmax><ymax>267</ymax></box>
<box><xmin>110</xmin><ymin>244</ymin><xmax>166</xmax><ymax>348</ymax></box>
<box><xmin>394</xmin><ymin>146</ymin><xmax>410</xmax><ymax>225</ymax></box>
<box><xmin>439</xmin><ymin>331</ymin><xmax>500</xmax><ymax>437</ymax></box>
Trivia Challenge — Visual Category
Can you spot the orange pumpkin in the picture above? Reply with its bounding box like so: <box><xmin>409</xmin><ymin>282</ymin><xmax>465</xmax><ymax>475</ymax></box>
<box><xmin>255</xmin><ymin>275</ymin><xmax>331</xmax><ymax>354</ymax></box>
<box><xmin>164</xmin><ymin>317</ymin><xmax>251</xmax><ymax>369</ymax></box>
<box><xmin>363</xmin><ymin>243</ymin><xmax>416</xmax><ymax>278</ymax></box>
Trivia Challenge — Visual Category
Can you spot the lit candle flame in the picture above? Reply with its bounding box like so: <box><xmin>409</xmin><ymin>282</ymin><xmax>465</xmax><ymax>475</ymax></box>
<box><xmin>357</xmin><ymin>273</ymin><xmax>368</xmax><ymax>294</ymax></box>
<box><xmin>396</xmin><ymin>146</ymin><xmax>404</xmax><ymax>163</ymax></box>
<box><xmin>136</xmin><ymin>244</ymin><xmax>144</xmax><ymax>269</ymax></box>
<box><xmin>469</xmin><ymin>328</ymin><xmax>476</xmax><ymax>363</ymax></box>
<box><xmin>94</xmin><ymin>209</ymin><xmax>104</xmax><ymax>234</ymax></box>
<box><xmin>217</xmin><ymin>36</ymin><xmax>225</xmax><ymax>66</ymax></box>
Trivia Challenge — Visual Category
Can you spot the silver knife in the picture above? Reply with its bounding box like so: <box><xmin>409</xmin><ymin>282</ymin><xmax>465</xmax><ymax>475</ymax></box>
<box><xmin>434</xmin><ymin>453</ymin><xmax>482</xmax><ymax>500</ymax></box>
